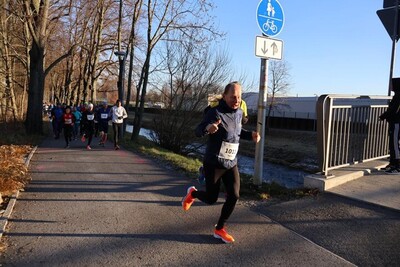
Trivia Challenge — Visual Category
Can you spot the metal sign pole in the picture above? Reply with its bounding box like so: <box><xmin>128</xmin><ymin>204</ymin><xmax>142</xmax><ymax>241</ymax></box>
<box><xmin>254</xmin><ymin>0</ymin><xmax>284</xmax><ymax>186</ymax></box>
<box><xmin>254</xmin><ymin>57</ymin><xmax>269</xmax><ymax>186</ymax></box>
<box><xmin>388</xmin><ymin>0</ymin><xmax>399</xmax><ymax>96</ymax></box>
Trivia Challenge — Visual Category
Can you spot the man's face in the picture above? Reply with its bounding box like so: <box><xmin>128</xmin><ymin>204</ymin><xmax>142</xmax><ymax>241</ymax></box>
<box><xmin>223</xmin><ymin>84</ymin><xmax>241</xmax><ymax>110</ymax></box>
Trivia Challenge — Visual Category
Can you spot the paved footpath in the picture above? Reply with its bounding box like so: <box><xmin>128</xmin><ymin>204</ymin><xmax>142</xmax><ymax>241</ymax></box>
<box><xmin>329</xmin><ymin>169</ymin><xmax>400</xmax><ymax>211</ymax></box>
<box><xmin>0</xmin><ymin>137</ymin><xmax>355</xmax><ymax>266</ymax></box>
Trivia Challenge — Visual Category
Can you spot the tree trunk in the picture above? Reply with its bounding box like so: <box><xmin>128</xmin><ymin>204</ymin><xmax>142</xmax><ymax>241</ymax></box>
<box><xmin>64</xmin><ymin>59</ymin><xmax>73</xmax><ymax>105</ymax></box>
<box><xmin>125</xmin><ymin>43</ymin><xmax>133</xmax><ymax>109</ymax></box>
<box><xmin>3</xmin><ymin>34</ymin><xmax>18</xmax><ymax>122</ymax></box>
<box><xmin>0</xmin><ymin>0</ymin><xmax>18</xmax><ymax>122</ymax></box>
<box><xmin>125</xmin><ymin>0</ymin><xmax>143</xmax><ymax>110</ymax></box>
<box><xmin>0</xmin><ymin>81</ymin><xmax>4</xmax><ymax>121</ymax></box>
<box><xmin>25</xmin><ymin>42</ymin><xmax>45</xmax><ymax>134</ymax></box>
<box><xmin>132</xmin><ymin>55</ymin><xmax>151</xmax><ymax>141</ymax></box>
<box><xmin>23</xmin><ymin>21</ymin><xmax>31</xmax><ymax>114</ymax></box>
<box><xmin>21</xmin><ymin>77</ymin><xmax>27</xmax><ymax>120</ymax></box>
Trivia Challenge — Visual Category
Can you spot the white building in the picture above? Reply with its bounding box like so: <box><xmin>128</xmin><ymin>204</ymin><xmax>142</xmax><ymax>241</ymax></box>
<box><xmin>242</xmin><ymin>93</ymin><xmax>318</xmax><ymax>119</ymax></box>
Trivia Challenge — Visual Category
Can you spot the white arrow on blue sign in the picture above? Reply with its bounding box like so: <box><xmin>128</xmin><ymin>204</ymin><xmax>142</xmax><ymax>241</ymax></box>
<box><xmin>256</xmin><ymin>0</ymin><xmax>285</xmax><ymax>37</ymax></box>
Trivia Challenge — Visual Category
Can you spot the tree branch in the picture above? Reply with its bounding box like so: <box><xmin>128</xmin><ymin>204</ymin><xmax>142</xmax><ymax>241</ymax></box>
<box><xmin>44</xmin><ymin>44</ymin><xmax>77</xmax><ymax>77</ymax></box>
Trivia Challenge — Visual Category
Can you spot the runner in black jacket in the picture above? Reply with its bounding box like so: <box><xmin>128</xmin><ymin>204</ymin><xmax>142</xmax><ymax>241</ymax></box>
<box><xmin>380</xmin><ymin>78</ymin><xmax>400</xmax><ymax>174</ymax></box>
<box><xmin>182</xmin><ymin>81</ymin><xmax>260</xmax><ymax>243</ymax></box>
<box><xmin>81</xmin><ymin>103</ymin><xmax>96</xmax><ymax>150</ymax></box>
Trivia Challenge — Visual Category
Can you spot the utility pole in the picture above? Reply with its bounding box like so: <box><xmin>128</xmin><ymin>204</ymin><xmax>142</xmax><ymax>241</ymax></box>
<box><xmin>254</xmin><ymin>58</ymin><xmax>269</xmax><ymax>186</ymax></box>
<box><xmin>254</xmin><ymin>0</ymin><xmax>285</xmax><ymax>186</ymax></box>
<box><xmin>388</xmin><ymin>0</ymin><xmax>399</xmax><ymax>96</ymax></box>
<box><xmin>377</xmin><ymin>0</ymin><xmax>400</xmax><ymax>95</ymax></box>
<box><xmin>115</xmin><ymin>51</ymin><xmax>127</xmax><ymax>102</ymax></box>
<box><xmin>116</xmin><ymin>0</ymin><xmax>124</xmax><ymax>101</ymax></box>
<box><xmin>115</xmin><ymin>51</ymin><xmax>127</xmax><ymax>137</ymax></box>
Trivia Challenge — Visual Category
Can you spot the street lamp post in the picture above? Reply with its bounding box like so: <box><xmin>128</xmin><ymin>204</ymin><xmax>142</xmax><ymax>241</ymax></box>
<box><xmin>114</xmin><ymin>51</ymin><xmax>127</xmax><ymax>102</ymax></box>
<box><xmin>115</xmin><ymin>50</ymin><xmax>127</xmax><ymax>136</ymax></box>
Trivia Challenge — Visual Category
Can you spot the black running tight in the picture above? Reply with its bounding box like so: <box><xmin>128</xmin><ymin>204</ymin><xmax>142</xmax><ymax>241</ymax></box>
<box><xmin>64</xmin><ymin>126</ymin><xmax>73</xmax><ymax>145</ymax></box>
<box><xmin>388</xmin><ymin>122</ymin><xmax>400</xmax><ymax>167</ymax></box>
<box><xmin>85</xmin><ymin>130</ymin><xmax>94</xmax><ymax>146</ymax></box>
<box><xmin>192</xmin><ymin>164</ymin><xmax>240</xmax><ymax>230</ymax></box>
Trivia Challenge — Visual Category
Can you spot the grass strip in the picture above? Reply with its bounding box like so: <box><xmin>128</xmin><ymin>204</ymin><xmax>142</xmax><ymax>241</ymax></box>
<box><xmin>120</xmin><ymin>134</ymin><xmax>319</xmax><ymax>202</ymax></box>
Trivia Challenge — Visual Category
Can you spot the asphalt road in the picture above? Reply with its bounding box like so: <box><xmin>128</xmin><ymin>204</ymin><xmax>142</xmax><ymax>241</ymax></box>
<box><xmin>0</xmin><ymin>136</ymin><xmax>398</xmax><ymax>266</ymax></box>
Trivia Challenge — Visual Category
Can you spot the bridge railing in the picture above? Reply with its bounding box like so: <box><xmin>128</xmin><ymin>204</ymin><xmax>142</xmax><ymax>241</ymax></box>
<box><xmin>316</xmin><ymin>94</ymin><xmax>391</xmax><ymax>176</ymax></box>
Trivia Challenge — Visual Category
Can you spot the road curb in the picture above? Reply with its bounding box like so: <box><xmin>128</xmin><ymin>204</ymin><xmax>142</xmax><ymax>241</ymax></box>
<box><xmin>0</xmin><ymin>145</ymin><xmax>38</xmax><ymax>240</ymax></box>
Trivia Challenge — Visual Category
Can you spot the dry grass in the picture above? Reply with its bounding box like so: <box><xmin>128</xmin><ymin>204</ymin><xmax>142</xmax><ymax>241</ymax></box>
<box><xmin>0</xmin><ymin>145</ymin><xmax>32</xmax><ymax>195</ymax></box>
<box><xmin>0</xmin><ymin>121</ymin><xmax>46</xmax><ymax>197</ymax></box>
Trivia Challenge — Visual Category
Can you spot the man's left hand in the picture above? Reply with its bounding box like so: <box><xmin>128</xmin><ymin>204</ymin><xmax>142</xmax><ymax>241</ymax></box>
<box><xmin>252</xmin><ymin>131</ymin><xmax>260</xmax><ymax>143</ymax></box>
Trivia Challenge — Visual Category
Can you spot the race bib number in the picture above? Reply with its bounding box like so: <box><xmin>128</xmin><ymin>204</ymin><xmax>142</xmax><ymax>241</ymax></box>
<box><xmin>87</xmin><ymin>114</ymin><xmax>94</xmax><ymax>120</ymax></box>
<box><xmin>101</xmin><ymin>113</ymin><xmax>108</xmax><ymax>119</ymax></box>
<box><xmin>218</xmin><ymin>141</ymin><xmax>239</xmax><ymax>160</ymax></box>
<box><xmin>65</xmin><ymin>119</ymin><xmax>72</xmax><ymax>124</ymax></box>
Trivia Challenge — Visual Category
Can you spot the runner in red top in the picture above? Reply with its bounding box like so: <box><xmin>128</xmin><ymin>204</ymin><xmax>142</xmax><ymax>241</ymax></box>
<box><xmin>62</xmin><ymin>106</ymin><xmax>75</xmax><ymax>148</ymax></box>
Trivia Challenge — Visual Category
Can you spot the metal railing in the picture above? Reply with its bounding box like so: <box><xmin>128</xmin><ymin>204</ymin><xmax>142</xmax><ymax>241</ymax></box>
<box><xmin>317</xmin><ymin>94</ymin><xmax>391</xmax><ymax>176</ymax></box>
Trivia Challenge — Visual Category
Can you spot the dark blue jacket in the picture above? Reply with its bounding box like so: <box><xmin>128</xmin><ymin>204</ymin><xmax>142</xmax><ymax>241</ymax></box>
<box><xmin>96</xmin><ymin>107</ymin><xmax>111</xmax><ymax>126</ymax></box>
<box><xmin>51</xmin><ymin>107</ymin><xmax>63</xmax><ymax>121</ymax></box>
<box><xmin>195</xmin><ymin>99</ymin><xmax>253</xmax><ymax>169</ymax></box>
<box><xmin>380</xmin><ymin>92</ymin><xmax>400</xmax><ymax>123</ymax></box>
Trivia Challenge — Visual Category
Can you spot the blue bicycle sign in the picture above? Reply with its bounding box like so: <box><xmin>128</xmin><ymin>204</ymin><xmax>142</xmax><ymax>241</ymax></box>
<box><xmin>256</xmin><ymin>0</ymin><xmax>284</xmax><ymax>37</ymax></box>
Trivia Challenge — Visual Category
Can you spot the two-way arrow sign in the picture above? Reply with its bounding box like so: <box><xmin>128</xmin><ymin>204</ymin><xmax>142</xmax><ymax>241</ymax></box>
<box><xmin>255</xmin><ymin>36</ymin><xmax>283</xmax><ymax>60</ymax></box>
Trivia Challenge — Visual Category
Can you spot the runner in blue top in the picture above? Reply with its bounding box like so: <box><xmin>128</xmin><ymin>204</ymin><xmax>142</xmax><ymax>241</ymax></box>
<box><xmin>51</xmin><ymin>103</ymin><xmax>64</xmax><ymax>139</ymax></box>
<box><xmin>72</xmin><ymin>106</ymin><xmax>82</xmax><ymax>140</ymax></box>
<box><xmin>97</xmin><ymin>101</ymin><xmax>111</xmax><ymax>146</ymax></box>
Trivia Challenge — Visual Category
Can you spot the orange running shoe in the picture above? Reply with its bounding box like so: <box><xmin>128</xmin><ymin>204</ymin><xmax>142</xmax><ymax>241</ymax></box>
<box><xmin>214</xmin><ymin>227</ymin><xmax>235</xmax><ymax>243</ymax></box>
<box><xmin>182</xmin><ymin>186</ymin><xmax>197</xmax><ymax>211</ymax></box>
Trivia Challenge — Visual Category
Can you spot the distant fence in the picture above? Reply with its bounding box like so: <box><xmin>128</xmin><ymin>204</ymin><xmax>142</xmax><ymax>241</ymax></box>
<box><xmin>266</xmin><ymin>116</ymin><xmax>316</xmax><ymax>131</ymax></box>
<box><xmin>248</xmin><ymin>110</ymin><xmax>317</xmax><ymax>131</ymax></box>
<box><xmin>317</xmin><ymin>94</ymin><xmax>391</xmax><ymax>176</ymax></box>
<box><xmin>268</xmin><ymin>110</ymin><xmax>316</xmax><ymax>119</ymax></box>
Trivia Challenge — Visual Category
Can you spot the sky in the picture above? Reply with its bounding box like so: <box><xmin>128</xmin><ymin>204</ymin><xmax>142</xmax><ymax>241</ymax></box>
<box><xmin>212</xmin><ymin>0</ymin><xmax>393</xmax><ymax>97</ymax></box>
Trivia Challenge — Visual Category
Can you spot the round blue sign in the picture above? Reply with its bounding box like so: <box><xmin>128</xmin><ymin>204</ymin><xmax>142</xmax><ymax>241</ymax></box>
<box><xmin>256</xmin><ymin>0</ymin><xmax>285</xmax><ymax>37</ymax></box>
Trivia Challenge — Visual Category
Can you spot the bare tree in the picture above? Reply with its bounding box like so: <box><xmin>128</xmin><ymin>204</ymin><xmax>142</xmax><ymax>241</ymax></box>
<box><xmin>0</xmin><ymin>0</ymin><xmax>226</xmax><ymax>137</ymax></box>
<box><xmin>0</xmin><ymin>0</ymin><xmax>19</xmax><ymax>122</ymax></box>
<box><xmin>0</xmin><ymin>0</ymin><xmax>32</xmax><ymax>123</ymax></box>
<box><xmin>66</xmin><ymin>0</ymin><xmax>118</xmax><ymax>105</ymax></box>
<box><xmin>3</xmin><ymin>0</ymin><xmax>128</xmax><ymax>123</ymax></box>
<box><xmin>266</xmin><ymin>60</ymin><xmax>291</xmax><ymax>131</ymax></box>
<box><xmin>130</xmin><ymin>0</ymin><xmax>221</xmax><ymax>141</ymax></box>
<box><xmin>23</xmin><ymin>0</ymin><xmax>79</xmax><ymax>134</ymax></box>
<box><xmin>150</xmin><ymin>34</ymin><xmax>231</xmax><ymax>153</ymax></box>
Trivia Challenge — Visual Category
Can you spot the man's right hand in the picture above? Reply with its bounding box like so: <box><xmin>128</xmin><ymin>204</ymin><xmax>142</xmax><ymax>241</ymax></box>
<box><xmin>206</xmin><ymin>119</ymin><xmax>221</xmax><ymax>134</ymax></box>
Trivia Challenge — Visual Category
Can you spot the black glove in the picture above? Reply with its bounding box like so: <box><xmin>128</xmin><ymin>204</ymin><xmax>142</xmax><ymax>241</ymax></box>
<box><xmin>118</xmin><ymin>116</ymin><xmax>123</xmax><ymax>120</ymax></box>
<box><xmin>379</xmin><ymin>112</ymin><xmax>387</xmax><ymax>121</ymax></box>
